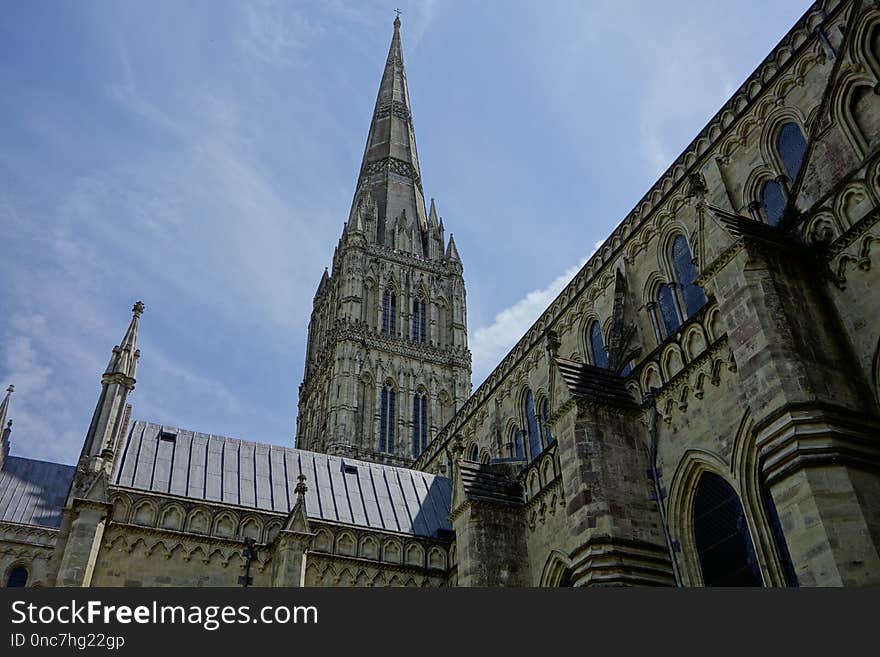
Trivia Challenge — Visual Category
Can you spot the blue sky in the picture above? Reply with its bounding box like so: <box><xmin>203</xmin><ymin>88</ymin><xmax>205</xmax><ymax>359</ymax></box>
<box><xmin>0</xmin><ymin>0</ymin><xmax>810</xmax><ymax>464</ymax></box>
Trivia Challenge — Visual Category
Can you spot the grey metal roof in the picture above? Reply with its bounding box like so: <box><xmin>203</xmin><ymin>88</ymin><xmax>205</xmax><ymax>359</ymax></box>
<box><xmin>0</xmin><ymin>456</ymin><xmax>74</xmax><ymax>528</ymax></box>
<box><xmin>114</xmin><ymin>421</ymin><xmax>453</xmax><ymax>538</ymax></box>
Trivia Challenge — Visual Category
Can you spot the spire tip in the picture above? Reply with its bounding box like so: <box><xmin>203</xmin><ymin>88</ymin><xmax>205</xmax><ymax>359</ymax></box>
<box><xmin>132</xmin><ymin>301</ymin><xmax>145</xmax><ymax>317</ymax></box>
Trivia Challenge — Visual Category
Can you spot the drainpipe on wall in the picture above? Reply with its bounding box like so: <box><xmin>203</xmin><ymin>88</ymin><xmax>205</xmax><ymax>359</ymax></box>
<box><xmin>646</xmin><ymin>390</ymin><xmax>682</xmax><ymax>587</ymax></box>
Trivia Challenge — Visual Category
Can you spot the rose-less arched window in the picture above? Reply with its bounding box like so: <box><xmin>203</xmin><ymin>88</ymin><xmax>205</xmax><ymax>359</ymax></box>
<box><xmin>671</xmin><ymin>235</ymin><xmax>707</xmax><ymax>318</ymax></box>
<box><xmin>411</xmin><ymin>392</ymin><xmax>428</xmax><ymax>459</ymax></box>
<box><xmin>6</xmin><ymin>566</ymin><xmax>28</xmax><ymax>588</ymax></box>
<box><xmin>523</xmin><ymin>389</ymin><xmax>541</xmax><ymax>461</ymax></box>
<box><xmin>693</xmin><ymin>472</ymin><xmax>762</xmax><ymax>586</ymax></box>
<box><xmin>588</xmin><ymin>321</ymin><xmax>608</xmax><ymax>368</ymax></box>
<box><xmin>411</xmin><ymin>296</ymin><xmax>427</xmax><ymax>343</ymax></box>
<box><xmin>761</xmin><ymin>179</ymin><xmax>787</xmax><ymax>226</ymax></box>
<box><xmin>381</xmin><ymin>289</ymin><xmax>397</xmax><ymax>335</ymax></box>
<box><xmin>776</xmin><ymin>122</ymin><xmax>807</xmax><ymax>182</ymax></box>
<box><xmin>379</xmin><ymin>384</ymin><xmax>396</xmax><ymax>453</ymax></box>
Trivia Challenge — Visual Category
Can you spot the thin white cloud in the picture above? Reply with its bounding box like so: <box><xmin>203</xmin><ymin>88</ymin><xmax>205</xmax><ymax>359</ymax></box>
<box><xmin>469</xmin><ymin>240</ymin><xmax>603</xmax><ymax>387</ymax></box>
<box><xmin>238</xmin><ymin>0</ymin><xmax>325</xmax><ymax>68</ymax></box>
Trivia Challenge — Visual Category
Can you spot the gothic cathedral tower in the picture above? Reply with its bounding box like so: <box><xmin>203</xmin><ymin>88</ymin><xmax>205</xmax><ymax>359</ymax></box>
<box><xmin>295</xmin><ymin>17</ymin><xmax>471</xmax><ymax>466</ymax></box>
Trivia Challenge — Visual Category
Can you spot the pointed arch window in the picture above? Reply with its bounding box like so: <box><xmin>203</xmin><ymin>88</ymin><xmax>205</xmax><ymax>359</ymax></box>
<box><xmin>588</xmin><ymin>321</ymin><xmax>608</xmax><ymax>369</ymax></box>
<box><xmin>6</xmin><ymin>566</ymin><xmax>28</xmax><ymax>588</ymax></box>
<box><xmin>379</xmin><ymin>384</ymin><xmax>396</xmax><ymax>454</ymax></box>
<box><xmin>539</xmin><ymin>397</ymin><xmax>554</xmax><ymax>446</ymax></box>
<box><xmin>760</xmin><ymin>179</ymin><xmax>787</xmax><ymax>226</ymax></box>
<box><xmin>411</xmin><ymin>296</ymin><xmax>427</xmax><ymax>343</ymax></box>
<box><xmin>776</xmin><ymin>122</ymin><xmax>807</xmax><ymax>182</ymax></box>
<box><xmin>468</xmin><ymin>443</ymin><xmax>479</xmax><ymax>462</ymax></box>
<box><xmin>523</xmin><ymin>389</ymin><xmax>541</xmax><ymax>461</ymax></box>
<box><xmin>671</xmin><ymin>235</ymin><xmax>707</xmax><ymax>318</ymax></box>
<box><xmin>693</xmin><ymin>472</ymin><xmax>762</xmax><ymax>586</ymax></box>
<box><xmin>381</xmin><ymin>289</ymin><xmax>397</xmax><ymax>336</ymax></box>
<box><xmin>656</xmin><ymin>284</ymin><xmax>681</xmax><ymax>337</ymax></box>
<box><xmin>411</xmin><ymin>391</ymin><xmax>428</xmax><ymax>459</ymax></box>
<box><xmin>511</xmin><ymin>426</ymin><xmax>525</xmax><ymax>460</ymax></box>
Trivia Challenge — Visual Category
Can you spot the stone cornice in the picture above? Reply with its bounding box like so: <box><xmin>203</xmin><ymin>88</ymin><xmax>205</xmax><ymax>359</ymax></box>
<box><xmin>0</xmin><ymin>521</ymin><xmax>58</xmax><ymax>549</ymax></box>
<box><xmin>306</xmin><ymin>551</ymin><xmax>446</xmax><ymax>575</ymax></box>
<box><xmin>108</xmin><ymin>486</ymin><xmax>453</xmax><ymax>546</ymax></box>
<box><xmin>359</xmin><ymin>156</ymin><xmax>423</xmax><ymax>193</ymax></box>
<box><xmin>754</xmin><ymin>402</ymin><xmax>880</xmax><ymax>484</ymax></box>
<box><xmin>569</xmin><ymin>536</ymin><xmax>674</xmax><ymax>586</ymax></box>
<box><xmin>300</xmin><ymin>320</ymin><xmax>471</xmax><ymax>399</ymax></box>
<box><xmin>448</xmin><ymin>496</ymin><xmax>522</xmax><ymax>523</ymax></box>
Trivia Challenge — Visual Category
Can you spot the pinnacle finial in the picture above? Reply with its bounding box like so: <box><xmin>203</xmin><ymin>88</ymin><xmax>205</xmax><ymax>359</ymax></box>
<box><xmin>132</xmin><ymin>301</ymin><xmax>145</xmax><ymax>317</ymax></box>
<box><xmin>5</xmin><ymin>385</ymin><xmax>12</xmax><ymax>395</ymax></box>
<box><xmin>394</xmin><ymin>8</ymin><xmax>401</xmax><ymax>28</ymax></box>
<box><xmin>295</xmin><ymin>473</ymin><xmax>308</xmax><ymax>496</ymax></box>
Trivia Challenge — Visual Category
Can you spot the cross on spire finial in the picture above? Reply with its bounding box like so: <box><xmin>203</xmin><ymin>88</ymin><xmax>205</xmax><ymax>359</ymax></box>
<box><xmin>394</xmin><ymin>8</ymin><xmax>401</xmax><ymax>27</ymax></box>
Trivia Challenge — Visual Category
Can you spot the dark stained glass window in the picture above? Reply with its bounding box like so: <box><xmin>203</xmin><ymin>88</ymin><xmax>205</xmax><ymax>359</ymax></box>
<box><xmin>379</xmin><ymin>385</ymin><xmax>395</xmax><ymax>453</ymax></box>
<box><xmin>382</xmin><ymin>290</ymin><xmax>397</xmax><ymax>335</ymax></box>
<box><xmin>761</xmin><ymin>179</ymin><xmax>786</xmax><ymax>226</ymax></box>
<box><xmin>513</xmin><ymin>428</ymin><xmax>525</xmax><ymax>459</ymax></box>
<box><xmin>539</xmin><ymin>397</ymin><xmax>554</xmax><ymax>445</ymax></box>
<box><xmin>524</xmin><ymin>389</ymin><xmax>541</xmax><ymax>461</ymax></box>
<box><xmin>420</xmin><ymin>394</ymin><xmax>427</xmax><ymax>453</ymax></box>
<box><xmin>693</xmin><ymin>472</ymin><xmax>763</xmax><ymax>587</ymax></box>
<box><xmin>589</xmin><ymin>321</ymin><xmax>608</xmax><ymax>368</ymax></box>
<box><xmin>411</xmin><ymin>393</ymin><xmax>428</xmax><ymax>459</ymax></box>
<box><xmin>6</xmin><ymin>566</ymin><xmax>27</xmax><ymax>588</ymax></box>
<box><xmin>776</xmin><ymin>122</ymin><xmax>807</xmax><ymax>182</ymax></box>
<box><xmin>411</xmin><ymin>298</ymin><xmax>427</xmax><ymax>343</ymax></box>
<box><xmin>671</xmin><ymin>235</ymin><xmax>708</xmax><ymax>318</ymax></box>
<box><xmin>657</xmin><ymin>284</ymin><xmax>681</xmax><ymax>336</ymax></box>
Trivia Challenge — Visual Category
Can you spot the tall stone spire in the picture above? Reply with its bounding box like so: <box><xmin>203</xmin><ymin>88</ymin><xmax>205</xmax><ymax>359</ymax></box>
<box><xmin>296</xmin><ymin>17</ymin><xmax>471</xmax><ymax>466</ymax></box>
<box><xmin>350</xmin><ymin>16</ymin><xmax>429</xmax><ymax>244</ymax></box>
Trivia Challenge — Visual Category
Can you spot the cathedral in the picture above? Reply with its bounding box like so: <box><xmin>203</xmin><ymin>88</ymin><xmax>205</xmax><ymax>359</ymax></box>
<box><xmin>2</xmin><ymin>0</ymin><xmax>880</xmax><ymax>587</ymax></box>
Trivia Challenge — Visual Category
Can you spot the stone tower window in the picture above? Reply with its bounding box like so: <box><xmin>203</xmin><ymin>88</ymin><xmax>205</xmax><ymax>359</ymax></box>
<box><xmin>379</xmin><ymin>384</ymin><xmax>396</xmax><ymax>453</ymax></box>
<box><xmin>693</xmin><ymin>472</ymin><xmax>762</xmax><ymax>586</ymax></box>
<box><xmin>411</xmin><ymin>297</ymin><xmax>427</xmax><ymax>343</ymax></box>
<box><xmin>382</xmin><ymin>289</ymin><xmax>397</xmax><ymax>336</ymax></box>
<box><xmin>411</xmin><ymin>391</ymin><xmax>428</xmax><ymax>459</ymax></box>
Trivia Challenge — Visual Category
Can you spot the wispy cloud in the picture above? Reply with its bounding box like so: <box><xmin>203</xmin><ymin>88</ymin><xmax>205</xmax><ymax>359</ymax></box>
<box><xmin>238</xmin><ymin>0</ymin><xmax>325</xmax><ymax>68</ymax></box>
<box><xmin>469</xmin><ymin>241</ymin><xmax>602</xmax><ymax>387</ymax></box>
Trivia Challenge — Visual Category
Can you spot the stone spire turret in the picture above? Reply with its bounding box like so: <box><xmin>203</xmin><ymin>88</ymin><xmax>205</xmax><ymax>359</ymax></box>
<box><xmin>349</xmin><ymin>16</ymin><xmax>429</xmax><ymax>245</ymax></box>
<box><xmin>445</xmin><ymin>233</ymin><xmax>461</xmax><ymax>262</ymax></box>
<box><xmin>0</xmin><ymin>385</ymin><xmax>13</xmax><ymax>471</ymax></box>
<box><xmin>80</xmin><ymin>301</ymin><xmax>144</xmax><ymax>465</ymax></box>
